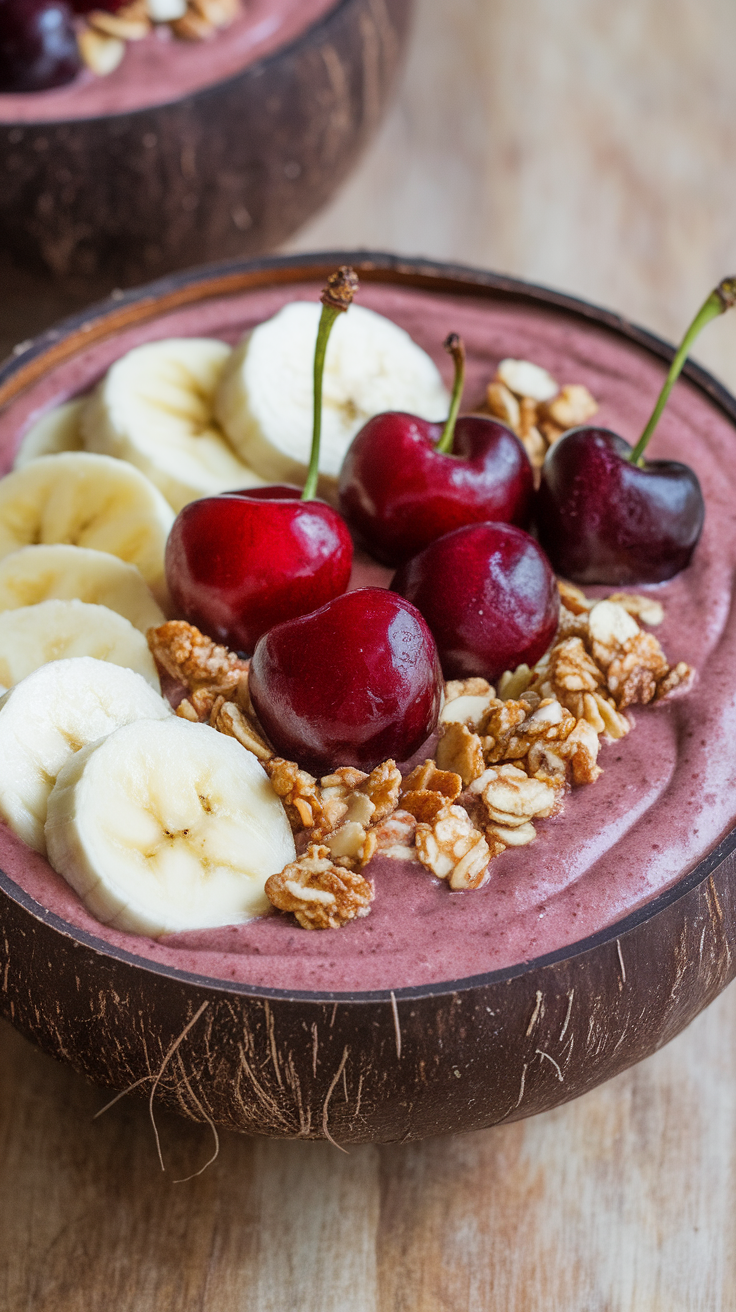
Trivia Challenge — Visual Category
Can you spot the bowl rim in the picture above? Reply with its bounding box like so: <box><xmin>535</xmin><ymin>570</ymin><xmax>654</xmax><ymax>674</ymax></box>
<box><xmin>2</xmin><ymin>247</ymin><xmax>735</xmax><ymax>1007</ymax></box>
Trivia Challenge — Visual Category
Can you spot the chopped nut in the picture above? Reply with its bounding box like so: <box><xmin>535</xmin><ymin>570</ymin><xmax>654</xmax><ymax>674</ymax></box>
<box><xmin>147</xmin><ymin>621</ymin><xmax>248</xmax><ymax>695</ymax></box>
<box><xmin>471</xmin><ymin>763</ymin><xmax>561</xmax><ymax>825</ymax></box>
<box><xmin>401</xmin><ymin>759</ymin><xmax>462</xmax><ymax>802</ymax></box>
<box><xmin>265</xmin><ymin>758</ymin><xmax>321</xmax><ymax>832</ymax></box>
<box><xmin>435</xmin><ymin>721</ymin><xmax>485</xmax><ymax>786</ymax></box>
<box><xmin>588</xmin><ymin>600</ymin><xmax>641</xmax><ymax>667</ymax></box>
<box><xmin>445</xmin><ymin>677</ymin><xmax>494</xmax><ymax>702</ymax></box>
<box><xmin>606</xmin><ymin>592</ymin><xmax>665</xmax><ymax>627</ymax></box>
<box><xmin>360</xmin><ymin>759</ymin><xmax>402</xmax><ymax>822</ymax></box>
<box><xmin>371</xmin><ymin>809</ymin><xmax>419</xmax><ymax>859</ymax></box>
<box><xmin>400</xmin><ymin>790</ymin><xmax>449</xmax><ymax>823</ymax></box>
<box><xmin>540</xmin><ymin>637</ymin><xmax>605</xmax><ymax>698</ymax></box>
<box><xmin>324</xmin><ymin>821</ymin><xmax>377</xmax><ymax>869</ymax></box>
<box><xmin>212</xmin><ymin>700</ymin><xmax>273</xmax><ymax>761</ymax></box>
<box><xmin>558</xmin><ymin>719</ymin><xmax>602</xmax><ymax>784</ymax></box>
<box><xmin>486</xmin><ymin>381</ymin><xmax>521</xmax><ymax>431</ymax></box>
<box><xmin>481</xmin><ymin>695</ymin><xmax>576</xmax><ymax>765</ymax></box>
<box><xmin>415</xmin><ymin>805</ymin><xmax>491</xmax><ymax>890</ymax></box>
<box><xmin>540</xmin><ymin>384</ymin><xmax>598</xmax><ymax>431</ymax></box>
<box><xmin>266</xmin><ymin>845</ymin><xmax>373</xmax><ymax>929</ymax></box>
<box><xmin>175</xmin><ymin>697</ymin><xmax>199</xmax><ymax>722</ymax></box>
<box><xmin>605</xmin><ymin>631</ymin><xmax>669</xmax><ymax>708</ymax></box>
<box><xmin>655</xmin><ymin>660</ymin><xmax>695</xmax><ymax>701</ymax></box>
<box><xmin>87</xmin><ymin>7</ymin><xmax>150</xmax><ymax>37</ymax></box>
<box><xmin>557</xmin><ymin>580</ymin><xmax>593</xmax><ymax>615</ymax></box>
<box><xmin>496</xmin><ymin>359</ymin><xmax>559</xmax><ymax>403</ymax></box>
<box><xmin>77</xmin><ymin>27</ymin><xmax>125</xmax><ymax>74</ymax></box>
<box><xmin>497</xmin><ymin>664</ymin><xmax>533</xmax><ymax>700</ymax></box>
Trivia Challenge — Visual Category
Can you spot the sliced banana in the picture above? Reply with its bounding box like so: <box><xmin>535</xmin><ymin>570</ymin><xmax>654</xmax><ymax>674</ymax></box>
<box><xmin>0</xmin><ymin>452</ymin><xmax>174</xmax><ymax>606</ymax></box>
<box><xmin>0</xmin><ymin>599</ymin><xmax>160</xmax><ymax>691</ymax></box>
<box><xmin>0</xmin><ymin>545</ymin><xmax>164</xmax><ymax>633</ymax></box>
<box><xmin>81</xmin><ymin>337</ymin><xmax>266</xmax><ymax>512</ymax></box>
<box><xmin>45</xmin><ymin>716</ymin><xmax>295</xmax><ymax>936</ymax></box>
<box><xmin>0</xmin><ymin>656</ymin><xmax>171</xmax><ymax>854</ymax></box>
<box><xmin>215</xmin><ymin>302</ymin><xmax>450</xmax><ymax>495</ymax></box>
<box><xmin>13</xmin><ymin>398</ymin><xmax>86</xmax><ymax>468</ymax></box>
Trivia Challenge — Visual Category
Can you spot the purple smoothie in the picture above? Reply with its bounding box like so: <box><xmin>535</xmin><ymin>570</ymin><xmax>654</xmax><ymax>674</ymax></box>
<box><xmin>1</xmin><ymin>279</ymin><xmax>733</xmax><ymax>992</ymax></box>
<box><xmin>0</xmin><ymin>0</ymin><xmax>337</xmax><ymax>121</ymax></box>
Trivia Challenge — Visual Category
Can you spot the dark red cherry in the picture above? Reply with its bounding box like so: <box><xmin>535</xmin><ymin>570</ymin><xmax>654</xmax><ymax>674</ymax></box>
<box><xmin>165</xmin><ymin>488</ymin><xmax>353</xmax><ymax>656</ymax></box>
<box><xmin>249</xmin><ymin>588</ymin><xmax>444</xmax><ymax>775</ymax></box>
<box><xmin>338</xmin><ymin>334</ymin><xmax>533</xmax><ymax>566</ymax></box>
<box><xmin>536</xmin><ymin>427</ymin><xmax>704</xmax><ymax>585</ymax></box>
<box><xmin>69</xmin><ymin>0</ymin><xmax>126</xmax><ymax>15</ymax></box>
<box><xmin>391</xmin><ymin>522</ymin><xmax>559</xmax><ymax>682</ymax></box>
<box><xmin>0</xmin><ymin>0</ymin><xmax>80</xmax><ymax>92</ymax></box>
<box><xmin>536</xmin><ymin>276</ymin><xmax>736</xmax><ymax>585</ymax></box>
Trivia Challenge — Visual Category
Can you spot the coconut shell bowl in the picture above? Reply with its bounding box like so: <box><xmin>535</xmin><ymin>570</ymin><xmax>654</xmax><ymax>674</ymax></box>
<box><xmin>1</xmin><ymin>251</ymin><xmax>736</xmax><ymax>1146</ymax></box>
<box><xmin>0</xmin><ymin>0</ymin><xmax>411</xmax><ymax>290</ymax></box>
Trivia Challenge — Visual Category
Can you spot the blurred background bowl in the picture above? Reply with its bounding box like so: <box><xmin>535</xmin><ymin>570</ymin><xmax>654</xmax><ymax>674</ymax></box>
<box><xmin>0</xmin><ymin>0</ymin><xmax>412</xmax><ymax>295</ymax></box>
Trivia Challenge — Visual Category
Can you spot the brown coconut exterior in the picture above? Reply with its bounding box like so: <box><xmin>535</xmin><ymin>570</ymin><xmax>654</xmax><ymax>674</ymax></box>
<box><xmin>1</xmin><ymin>252</ymin><xmax>736</xmax><ymax>1144</ymax></box>
<box><xmin>0</xmin><ymin>0</ymin><xmax>412</xmax><ymax>291</ymax></box>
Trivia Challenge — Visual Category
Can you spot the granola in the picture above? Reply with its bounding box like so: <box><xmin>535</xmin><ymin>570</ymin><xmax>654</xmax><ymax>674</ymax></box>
<box><xmin>265</xmin><ymin>845</ymin><xmax>374</xmax><ymax>930</ymax></box>
<box><xmin>415</xmin><ymin>805</ymin><xmax>492</xmax><ymax>890</ymax></box>
<box><xmin>484</xmin><ymin>359</ymin><xmax>599</xmax><ymax>471</ymax></box>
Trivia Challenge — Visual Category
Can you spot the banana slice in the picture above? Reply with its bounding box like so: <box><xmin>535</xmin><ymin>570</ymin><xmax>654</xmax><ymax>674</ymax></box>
<box><xmin>81</xmin><ymin>337</ymin><xmax>267</xmax><ymax>512</ymax></box>
<box><xmin>215</xmin><ymin>302</ymin><xmax>450</xmax><ymax>494</ymax></box>
<box><xmin>13</xmin><ymin>398</ymin><xmax>86</xmax><ymax>468</ymax></box>
<box><xmin>0</xmin><ymin>599</ymin><xmax>161</xmax><ymax>691</ymax></box>
<box><xmin>0</xmin><ymin>656</ymin><xmax>171</xmax><ymax>854</ymax></box>
<box><xmin>0</xmin><ymin>545</ymin><xmax>164</xmax><ymax>633</ymax></box>
<box><xmin>45</xmin><ymin>716</ymin><xmax>295</xmax><ymax>936</ymax></box>
<box><xmin>0</xmin><ymin>452</ymin><xmax>174</xmax><ymax>606</ymax></box>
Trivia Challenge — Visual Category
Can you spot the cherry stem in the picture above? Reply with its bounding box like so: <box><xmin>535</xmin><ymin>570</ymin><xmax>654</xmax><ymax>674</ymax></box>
<box><xmin>436</xmin><ymin>333</ymin><xmax>466</xmax><ymax>455</ymax></box>
<box><xmin>302</xmin><ymin>266</ymin><xmax>359</xmax><ymax>501</ymax></box>
<box><xmin>629</xmin><ymin>276</ymin><xmax>736</xmax><ymax>466</ymax></box>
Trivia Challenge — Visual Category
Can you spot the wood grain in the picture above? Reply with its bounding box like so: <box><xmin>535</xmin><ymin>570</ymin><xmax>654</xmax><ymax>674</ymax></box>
<box><xmin>3</xmin><ymin>0</ymin><xmax>736</xmax><ymax>1304</ymax></box>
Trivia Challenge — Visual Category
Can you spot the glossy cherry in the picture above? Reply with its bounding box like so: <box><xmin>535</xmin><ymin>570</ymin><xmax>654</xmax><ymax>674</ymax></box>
<box><xmin>249</xmin><ymin>588</ymin><xmax>444</xmax><ymax>775</ymax></box>
<box><xmin>165</xmin><ymin>269</ymin><xmax>358</xmax><ymax>654</ymax></box>
<box><xmin>0</xmin><ymin>0</ymin><xmax>80</xmax><ymax>92</ymax></box>
<box><xmin>391</xmin><ymin>522</ymin><xmax>559</xmax><ymax>682</ymax></box>
<box><xmin>537</xmin><ymin>276</ymin><xmax>736</xmax><ymax>585</ymax></box>
<box><xmin>338</xmin><ymin>334</ymin><xmax>534</xmax><ymax>566</ymax></box>
<box><xmin>165</xmin><ymin>485</ymin><xmax>353</xmax><ymax>654</ymax></box>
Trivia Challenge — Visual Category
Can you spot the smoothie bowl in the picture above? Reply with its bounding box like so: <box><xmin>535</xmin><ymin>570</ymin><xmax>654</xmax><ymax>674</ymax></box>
<box><xmin>0</xmin><ymin>0</ymin><xmax>411</xmax><ymax>290</ymax></box>
<box><xmin>1</xmin><ymin>252</ymin><xmax>735</xmax><ymax>1146</ymax></box>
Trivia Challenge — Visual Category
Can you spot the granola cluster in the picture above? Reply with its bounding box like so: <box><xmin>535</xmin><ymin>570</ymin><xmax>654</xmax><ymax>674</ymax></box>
<box><xmin>147</xmin><ymin>620</ymin><xmax>272</xmax><ymax>760</ymax></box>
<box><xmin>434</xmin><ymin>583</ymin><xmax>694</xmax><ymax>862</ymax></box>
<box><xmin>484</xmin><ymin>358</ymin><xmax>598</xmax><ymax>471</ymax></box>
<box><xmin>77</xmin><ymin>0</ymin><xmax>239</xmax><ymax>79</ymax></box>
<box><xmin>150</xmin><ymin>590</ymin><xmax>694</xmax><ymax>930</ymax></box>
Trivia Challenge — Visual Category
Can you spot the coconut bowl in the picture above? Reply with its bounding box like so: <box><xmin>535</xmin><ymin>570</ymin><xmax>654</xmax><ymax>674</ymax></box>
<box><xmin>0</xmin><ymin>0</ymin><xmax>411</xmax><ymax>291</ymax></box>
<box><xmin>1</xmin><ymin>252</ymin><xmax>735</xmax><ymax>1145</ymax></box>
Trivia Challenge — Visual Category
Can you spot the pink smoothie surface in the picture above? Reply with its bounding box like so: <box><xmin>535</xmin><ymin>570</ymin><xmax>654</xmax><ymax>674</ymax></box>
<box><xmin>0</xmin><ymin>0</ymin><xmax>337</xmax><ymax>122</ymax></box>
<box><xmin>1</xmin><ymin>277</ymin><xmax>735</xmax><ymax>994</ymax></box>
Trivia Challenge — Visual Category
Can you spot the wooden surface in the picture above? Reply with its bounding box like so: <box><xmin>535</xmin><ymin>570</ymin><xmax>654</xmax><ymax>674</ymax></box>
<box><xmin>3</xmin><ymin>0</ymin><xmax>736</xmax><ymax>1306</ymax></box>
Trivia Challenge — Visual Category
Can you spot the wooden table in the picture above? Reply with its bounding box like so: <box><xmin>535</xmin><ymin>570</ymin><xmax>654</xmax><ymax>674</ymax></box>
<box><xmin>3</xmin><ymin>0</ymin><xmax>736</xmax><ymax>1305</ymax></box>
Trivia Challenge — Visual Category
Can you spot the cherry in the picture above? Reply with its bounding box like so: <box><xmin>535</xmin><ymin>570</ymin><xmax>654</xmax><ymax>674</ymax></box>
<box><xmin>165</xmin><ymin>270</ymin><xmax>358</xmax><ymax>655</ymax></box>
<box><xmin>338</xmin><ymin>334</ymin><xmax>534</xmax><ymax>566</ymax></box>
<box><xmin>537</xmin><ymin>276</ymin><xmax>736</xmax><ymax>585</ymax></box>
<box><xmin>249</xmin><ymin>588</ymin><xmax>444</xmax><ymax>775</ymax></box>
<box><xmin>391</xmin><ymin>522</ymin><xmax>559</xmax><ymax>682</ymax></box>
<box><xmin>0</xmin><ymin>0</ymin><xmax>80</xmax><ymax>92</ymax></box>
<box><xmin>70</xmin><ymin>0</ymin><xmax>126</xmax><ymax>13</ymax></box>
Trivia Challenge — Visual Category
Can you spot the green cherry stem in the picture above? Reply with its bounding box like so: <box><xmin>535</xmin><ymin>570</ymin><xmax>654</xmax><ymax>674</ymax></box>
<box><xmin>435</xmin><ymin>333</ymin><xmax>466</xmax><ymax>455</ymax></box>
<box><xmin>302</xmin><ymin>265</ymin><xmax>359</xmax><ymax>501</ymax></box>
<box><xmin>629</xmin><ymin>275</ymin><xmax>736</xmax><ymax>466</ymax></box>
